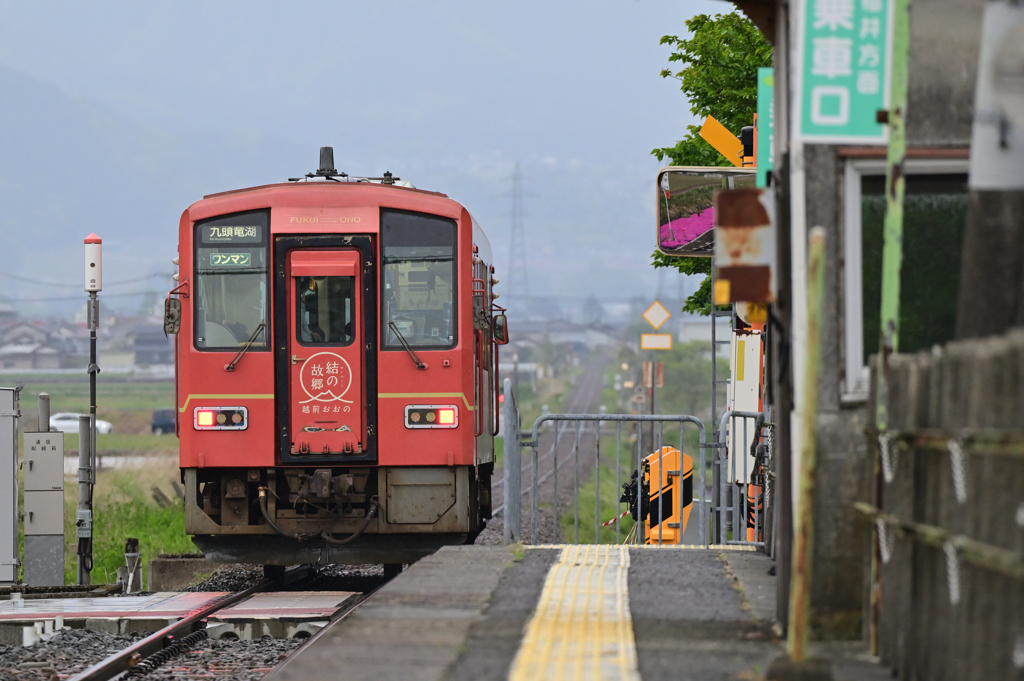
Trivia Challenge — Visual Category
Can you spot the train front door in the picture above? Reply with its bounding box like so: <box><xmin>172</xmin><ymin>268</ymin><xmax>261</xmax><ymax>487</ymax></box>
<box><xmin>285</xmin><ymin>249</ymin><xmax>366</xmax><ymax>457</ymax></box>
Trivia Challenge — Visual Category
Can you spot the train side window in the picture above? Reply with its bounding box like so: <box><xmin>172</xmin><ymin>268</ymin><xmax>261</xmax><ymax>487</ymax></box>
<box><xmin>296</xmin><ymin>276</ymin><xmax>355</xmax><ymax>345</ymax></box>
<box><xmin>381</xmin><ymin>211</ymin><xmax>457</xmax><ymax>349</ymax></box>
<box><xmin>193</xmin><ymin>210</ymin><xmax>270</xmax><ymax>351</ymax></box>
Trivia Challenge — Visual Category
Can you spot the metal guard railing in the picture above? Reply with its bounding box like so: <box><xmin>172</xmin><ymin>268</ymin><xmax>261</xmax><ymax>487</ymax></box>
<box><xmin>500</xmin><ymin>379</ymin><xmax>769</xmax><ymax>549</ymax></box>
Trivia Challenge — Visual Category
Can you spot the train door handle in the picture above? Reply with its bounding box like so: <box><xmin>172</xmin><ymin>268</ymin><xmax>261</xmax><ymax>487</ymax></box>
<box><xmin>291</xmin><ymin>354</ymin><xmax>307</xmax><ymax>365</ymax></box>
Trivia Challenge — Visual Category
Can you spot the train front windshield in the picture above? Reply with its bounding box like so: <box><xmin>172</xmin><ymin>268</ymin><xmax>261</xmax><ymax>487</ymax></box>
<box><xmin>193</xmin><ymin>211</ymin><xmax>270</xmax><ymax>350</ymax></box>
<box><xmin>382</xmin><ymin>211</ymin><xmax>457</xmax><ymax>349</ymax></box>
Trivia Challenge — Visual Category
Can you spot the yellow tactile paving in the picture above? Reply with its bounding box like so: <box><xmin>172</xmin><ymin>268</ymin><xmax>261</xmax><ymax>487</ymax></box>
<box><xmin>509</xmin><ymin>544</ymin><xmax>640</xmax><ymax>681</ymax></box>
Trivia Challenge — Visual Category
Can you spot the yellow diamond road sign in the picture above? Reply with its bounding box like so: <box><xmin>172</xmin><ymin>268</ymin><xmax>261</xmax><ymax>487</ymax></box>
<box><xmin>643</xmin><ymin>301</ymin><xmax>671</xmax><ymax>330</ymax></box>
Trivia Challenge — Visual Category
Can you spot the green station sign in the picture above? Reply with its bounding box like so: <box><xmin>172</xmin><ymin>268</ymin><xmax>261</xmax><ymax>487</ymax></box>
<box><xmin>798</xmin><ymin>0</ymin><xmax>893</xmax><ymax>144</ymax></box>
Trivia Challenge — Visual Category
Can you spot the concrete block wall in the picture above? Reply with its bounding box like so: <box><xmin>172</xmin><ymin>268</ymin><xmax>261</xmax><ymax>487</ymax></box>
<box><xmin>870</xmin><ymin>330</ymin><xmax>1024</xmax><ymax>680</ymax></box>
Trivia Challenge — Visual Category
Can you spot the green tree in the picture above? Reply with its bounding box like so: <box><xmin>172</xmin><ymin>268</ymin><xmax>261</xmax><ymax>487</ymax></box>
<box><xmin>651</xmin><ymin>12</ymin><xmax>772</xmax><ymax>316</ymax></box>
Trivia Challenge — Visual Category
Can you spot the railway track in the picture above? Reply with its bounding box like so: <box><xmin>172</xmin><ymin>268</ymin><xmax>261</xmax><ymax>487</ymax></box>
<box><xmin>484</xmin><ymin>353</ymin><xmax>610</xmax><ymax>542</ymax></box>
<box><xmin>65</xmin><ymin>566</ymin><xmax>381</xmax><ymax>681</ymax></box>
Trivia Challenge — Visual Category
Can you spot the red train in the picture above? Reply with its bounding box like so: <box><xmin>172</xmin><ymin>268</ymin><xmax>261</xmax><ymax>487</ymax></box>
<box><xmin>164</xmin><ymin>149</ymin><xmax>506</xmax><ymax>570</ymax></box>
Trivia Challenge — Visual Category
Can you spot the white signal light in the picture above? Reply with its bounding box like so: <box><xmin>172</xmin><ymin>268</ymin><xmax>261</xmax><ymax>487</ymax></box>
<box><xmin>84</xmin><ymin>233</ymin><xmax>102</xmax><ymax>292</ymax></box>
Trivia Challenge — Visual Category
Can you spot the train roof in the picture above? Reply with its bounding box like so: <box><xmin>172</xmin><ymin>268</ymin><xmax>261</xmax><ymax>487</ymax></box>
<box><xmin>186</xmin><ymin>178</ymin><xmax>464</xmax><ymax>222</ymax></box>
<box><xmin>185</xmin><ymin>178</ymin><xmax>493</xmax><ymax>264</ymax></box>
<box><xmin>202</xmin><ymin>178</ymin><xmax>448</xmax><ymax>201</ymax></box>
<box><xmin>185</xmin><ymin>148</ymin><xmax>492</xmax><ymax>261</ymax></box>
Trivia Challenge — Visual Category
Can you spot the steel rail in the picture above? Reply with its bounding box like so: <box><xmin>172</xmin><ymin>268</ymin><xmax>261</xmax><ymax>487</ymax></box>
<box><xmin>71</xmin><ymin>565</ymin><xmax>316</xmax><ymax>681</ymax></box>
<box><xmin>491</xmin><ymin>363</ymin><xmax>601</xmax><ymax>494</ymax></box>
<box><xmin>491</xmin><ymin>363</ymin><xmax>604</xmax><ymax>517</ymax></box>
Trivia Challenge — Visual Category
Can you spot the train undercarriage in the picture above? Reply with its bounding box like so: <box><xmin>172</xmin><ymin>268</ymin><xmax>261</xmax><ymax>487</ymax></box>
<box><xmin>184</xmin><ymin>463</ymin><xmax>492</xmax><ymax>565</ymax></box>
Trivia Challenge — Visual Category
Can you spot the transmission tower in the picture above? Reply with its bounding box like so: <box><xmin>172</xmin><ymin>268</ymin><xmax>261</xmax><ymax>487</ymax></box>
<box><xmin>506</xmin><ymin>162</ymin><xmax>530</xmax><ymax>304</ymax></box>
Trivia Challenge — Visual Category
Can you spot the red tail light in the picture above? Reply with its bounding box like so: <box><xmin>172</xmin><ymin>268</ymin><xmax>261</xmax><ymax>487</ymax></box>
<box><xmin>193</xmin><ymin>406</ymin><xmax>248</xmax><ymax>430</ymax></box>
<box><xmin>404</xmin><ymin>405</ymin><xmax>459</xmax><ymax>429</ymax></box>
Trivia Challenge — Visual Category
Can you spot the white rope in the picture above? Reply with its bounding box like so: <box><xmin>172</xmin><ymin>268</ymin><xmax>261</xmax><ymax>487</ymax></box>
<box><xmin>947</xmin><ymin>439</ymin><xmax>968</xmax><ymax>505</ymax></box>
<box><xmin>876</xmin><ymin>518</ymin><xmax>895</xmax><ymax>565</ymax></box>
<box><xmin>879</xmin><ymin>432</ymin><xmax>898</xmax><ymax>484</ymax></box>
<box><xmin>943</xmin><ymin>542</ymin><xmax>961</xmax><ymax>606</ymax></box>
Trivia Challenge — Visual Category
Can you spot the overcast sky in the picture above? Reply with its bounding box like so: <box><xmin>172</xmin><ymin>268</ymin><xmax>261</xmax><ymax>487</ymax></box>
<box><xmin>0</xmin><ymin>1</ymin><xmax>727</xmax><ymax>318</ymax></box>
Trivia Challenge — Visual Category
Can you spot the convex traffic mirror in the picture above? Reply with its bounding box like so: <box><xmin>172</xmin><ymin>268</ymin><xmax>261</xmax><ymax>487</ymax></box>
<box><xmin>656</xmin><ymin>167</ymin><xmax>756</xmax><ymax>256</ymax></box>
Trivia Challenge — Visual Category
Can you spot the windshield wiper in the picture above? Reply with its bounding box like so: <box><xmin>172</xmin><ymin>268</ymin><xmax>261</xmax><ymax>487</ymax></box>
<box><xmin>388</xmin><ymin>321</ymin><xmax>426</xmax><ymax>370</ymax></box>
<box><xmin>225</xmin><ymin>322</ymin><xmax>266</xmax><ymax>372</ymax></box>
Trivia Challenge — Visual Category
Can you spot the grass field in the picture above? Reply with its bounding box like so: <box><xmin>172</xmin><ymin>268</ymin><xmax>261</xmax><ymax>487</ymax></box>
<box><xmin>63</xmin><ymin>433</ymin><xmax>178</xmax><ymax>452</ymax></box>
<box><xmin>14</xmin><ymin>378</ymin><xmax>174</xmax><ymax>414</ymax></box>
<box><xmin>4</xmin><ymin>378</ymin><xmax>187</xmax><ymax>585</ymax></box>
<box><xmin>60</xmin><ymin>456</ymin><xmax>194</xmax><ymax>585</ymax></box>
<box><xmin>560</xmin><ymin>451</ymin><xmax>637</xmax><ymax>545</ymax></box>
<box><xmin>12</xmin><ymin>377</ymin><xmax>175</xmax><ymax>438</ymax></box>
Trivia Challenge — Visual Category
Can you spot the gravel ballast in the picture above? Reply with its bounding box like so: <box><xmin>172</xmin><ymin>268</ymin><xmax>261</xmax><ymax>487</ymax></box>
<box><xmin>0</xmin><ymin>628</ymin><xmax>145</xmax><ymax>680</ymax></box>
<box><xmin>184</xmin><ymin>563</ymin><xmax>385</xmax><ymax>593</ymax></box>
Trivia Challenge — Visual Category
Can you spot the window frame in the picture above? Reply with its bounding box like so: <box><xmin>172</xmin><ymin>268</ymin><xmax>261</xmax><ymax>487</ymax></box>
<box><xmin>192</xmin><ymin>209</ymin><xmax>271</xmax><ymax>353</ymax></box>
<box><xmin>842</xmin><ymin>158</ymin><xmax>969</xmax><ymax>401</ymax></box>
<box><xmin>293</xmin><ymin>275</ymin><xmax>358</xmax><ymax>348</ymax></box>
<box><xmin>379</xmin><ymin>209</ymin><xmax>459</xmax><ymax>351</ymax></box>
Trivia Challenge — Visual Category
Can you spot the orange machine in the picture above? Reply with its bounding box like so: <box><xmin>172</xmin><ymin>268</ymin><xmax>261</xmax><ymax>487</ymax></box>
<box><xmin>644</xmin><ymin>446</ymin><xmax>693</xmax><ymax>545</ymax></box>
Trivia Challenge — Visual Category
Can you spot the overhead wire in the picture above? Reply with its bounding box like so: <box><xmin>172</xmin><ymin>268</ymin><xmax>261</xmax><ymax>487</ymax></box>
<box><xmin>0</xmin><ymin>290</ymin><xmax>167</xmax><ymax>303</ymax></box>
<box><xmin>0</xmin><ymin>271</ymin><xmax>172</xmax><ymax>288</ymax></box>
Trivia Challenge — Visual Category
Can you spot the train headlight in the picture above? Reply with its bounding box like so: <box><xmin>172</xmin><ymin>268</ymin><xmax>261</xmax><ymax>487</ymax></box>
<box><xmin>404</xmin><ymin>405</ymin><xmax>459</xmax><ymax>429</ymax></box>
<box><xmin>193</xmin><ymin>406</ymin><xmax>248</xmax><ymax>431</ymax></box>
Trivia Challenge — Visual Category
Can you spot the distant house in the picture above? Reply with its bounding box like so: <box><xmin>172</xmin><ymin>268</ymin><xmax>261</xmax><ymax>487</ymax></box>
<box><xmin>0</xmin><ymin>342</ymin><xmax>60</xmax><ymax>370</ymax></box>
<box><xmin>0</xmin><ymin>321</ymin><xmax>49</xmax><ymax>347</ymax></box>
<box><xmin>131</xmin><ymin>324</ymin><xmax>173</xmax><ymax>366</ymax></box>
<box><xmin>676</xmin><ymin>314</ymin><xmax>733</xmax><ymax>344</ymax></box>
<box><xmin>51</xmin><ymin>322</ymin><xmax>90</xmax><ymax>357</ymax></box>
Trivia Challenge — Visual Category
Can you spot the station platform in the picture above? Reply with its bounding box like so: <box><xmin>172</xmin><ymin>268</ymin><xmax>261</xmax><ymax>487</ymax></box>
<box><xmin>270</xmin><ymin>545</ymin><xmax>893</xmax><ymax>681</ymax></box>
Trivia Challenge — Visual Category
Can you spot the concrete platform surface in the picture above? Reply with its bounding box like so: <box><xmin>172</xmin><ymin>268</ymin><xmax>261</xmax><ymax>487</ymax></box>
<box><xmin>0</xmin><ymin>592</ymin><xmax>222</xmax><ymax>620</ymax></box>
<box><xmin>0</xmin><ymin>590</ymin><xmax>356</xmax><ymax>643</ymax></box>
<box><xmin>213</xmin><ymin>591</ymin><xmax>354</xmax><ymax>619</ymax></box>
<box><xmin>269</xmin><ymin>545</ymin><xmax>894</xmax><ymax>681</ymax></box>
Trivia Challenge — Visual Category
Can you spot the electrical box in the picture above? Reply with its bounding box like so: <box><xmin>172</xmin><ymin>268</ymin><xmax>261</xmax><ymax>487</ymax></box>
<box><xmin>23</xmin><ymin>432</ymin><xmax>64</xmax><ymax>586</ymax></box>
<box><xmin>24</xmin><ymin>492</ymin><xmax>64</xmax><ymax>535</ymax></box>
<box><xmin>0</xmin><ymin>389</ymin><xmax>18</xmax><ymax>585</ymax></box>
<box><xmin>729</xmin><ymin>330</ymin><xmax>764</xmax><ymax>484</ymax></box>
<box><xmin>24</xmin><ymin>434</ymin><xmax>63</xmax><ymax>491</ymax></box>
<box><xmin>644</xmin><ymin>446</ymin><xmax>693</xmax><ymax>545</ymax></box>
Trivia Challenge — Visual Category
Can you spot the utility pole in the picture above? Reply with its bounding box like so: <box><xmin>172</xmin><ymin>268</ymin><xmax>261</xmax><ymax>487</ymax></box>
<box><xmin>79</xmin><ymin>234</ymin><xmax>102</xmax><ymax>584</ymax></box>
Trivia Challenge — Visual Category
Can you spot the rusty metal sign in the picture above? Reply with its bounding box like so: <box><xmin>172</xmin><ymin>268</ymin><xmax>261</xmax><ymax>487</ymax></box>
<box><xmin>712</xmin><ymin>188</ymin><xmax>776</xmax><ymax>304</ymax></box>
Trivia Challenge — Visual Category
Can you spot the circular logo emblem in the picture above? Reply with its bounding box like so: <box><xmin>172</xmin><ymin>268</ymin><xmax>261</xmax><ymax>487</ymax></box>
<box><xmin>299</xmin><ymin>352</ymin><xmax>353</xmax><ymax>403</ymax></box>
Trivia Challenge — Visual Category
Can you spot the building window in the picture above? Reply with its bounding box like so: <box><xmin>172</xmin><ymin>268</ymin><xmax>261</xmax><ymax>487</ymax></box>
<box><xmin>843</xmin><ymin>159</ymin><xmax>969</xmax><ymax>399</ymax></box>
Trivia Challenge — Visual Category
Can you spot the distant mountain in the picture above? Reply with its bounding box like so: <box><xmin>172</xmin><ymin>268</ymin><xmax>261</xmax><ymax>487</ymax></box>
<box><xmin>0</xmin><ymin>66</ymin><xmax>291</xmax><ymax>316</ymax></box>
